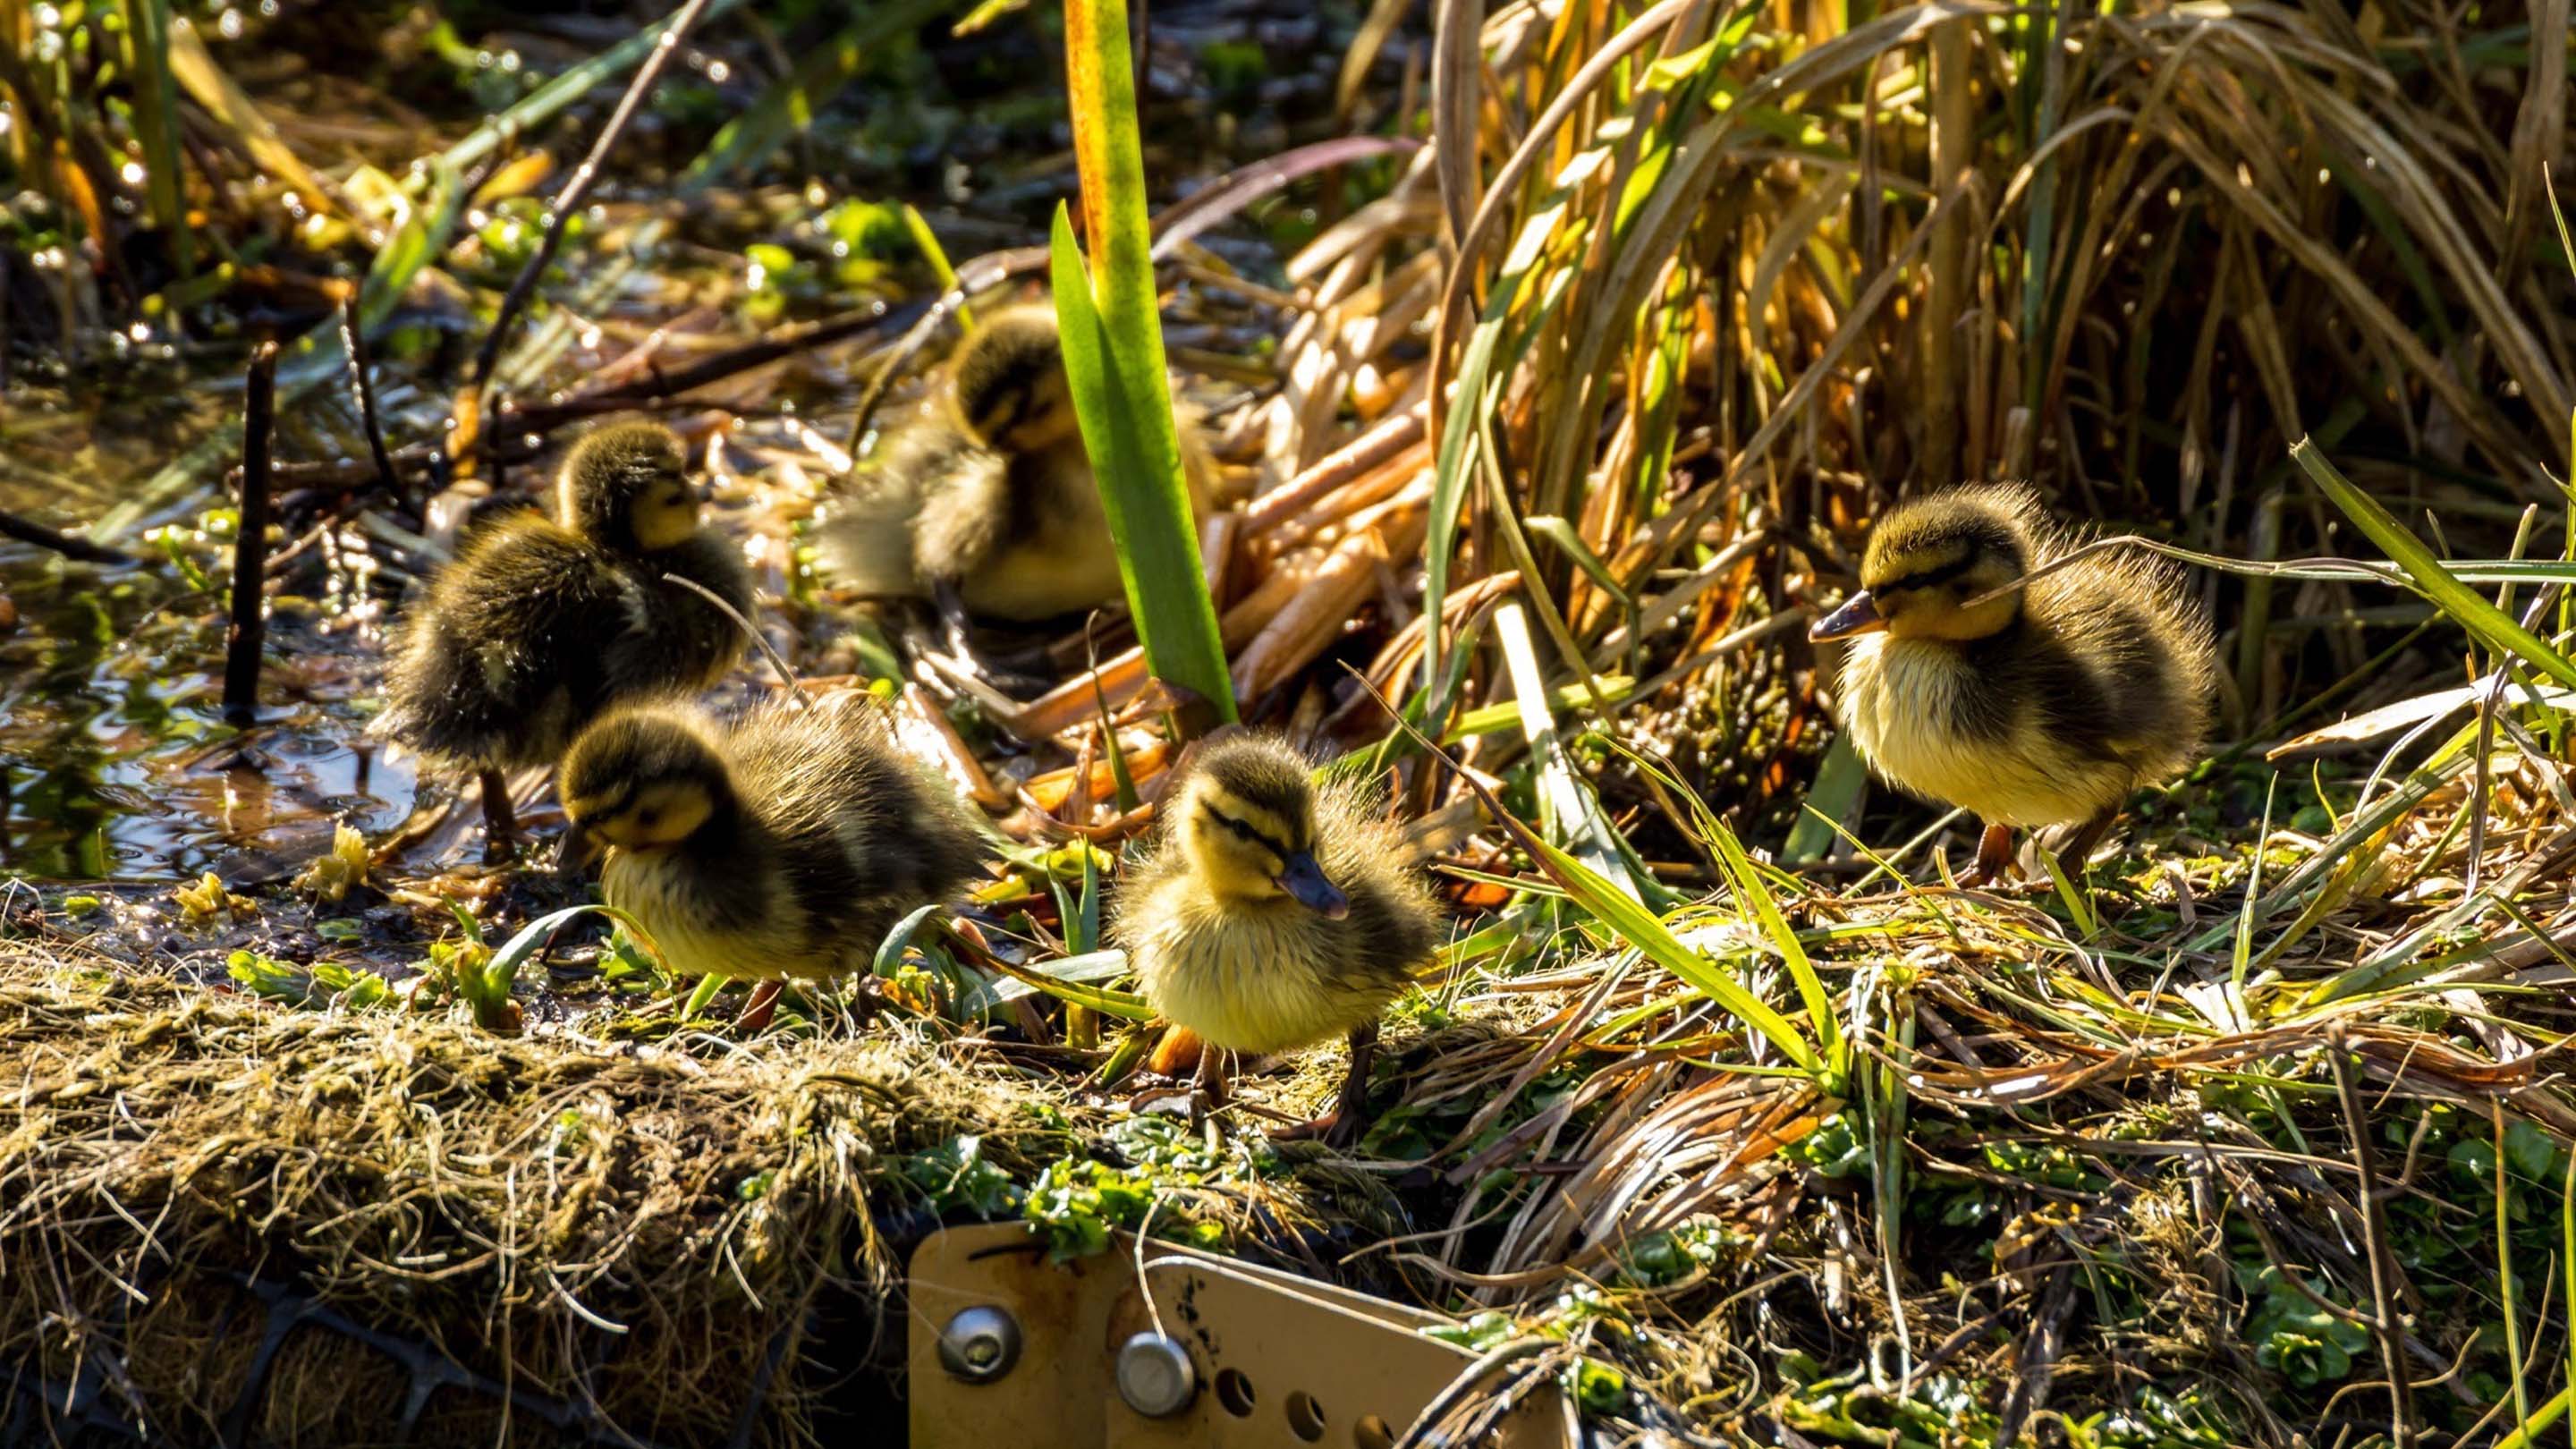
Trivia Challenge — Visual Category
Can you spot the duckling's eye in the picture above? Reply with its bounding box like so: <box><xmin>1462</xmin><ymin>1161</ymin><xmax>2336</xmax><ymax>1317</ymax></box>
<box><xmin>1205</xmin><ymin>807</ymin><xmax>1273</xmax><ymax>853</ymax></box>
<box><xmin>636</xmin><ymin>809</ymin><xmax>660</xmax><ymax>829</ymax></box>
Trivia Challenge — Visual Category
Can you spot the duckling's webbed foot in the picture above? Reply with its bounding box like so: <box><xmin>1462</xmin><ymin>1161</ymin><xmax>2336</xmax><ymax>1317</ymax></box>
<box><xmin>1961</xmin><ymin>820</ymin><xmax>2015</xmax><ymax>887</ymax></box>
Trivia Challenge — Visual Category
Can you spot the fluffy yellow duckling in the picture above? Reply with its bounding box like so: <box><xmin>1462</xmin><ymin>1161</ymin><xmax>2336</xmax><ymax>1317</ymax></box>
<box><xmin>1809</xmin><ymin>485</ymin><xmax>2216</xmax><ymax>881</ymax></box>
<box><xmin>1116</xmin><ymin>733</ymin><xmax>1442</xmax><ymax>1143</ymax></box>
<box><xmin>558</xmin><ymin>693</ymin><xmax>988</xmax><ymax>1028</ymax></box>
<box><xmin>816</xmin><ymin>304</ymin><xmax>1215</xmax><ymax>669</ymax></box>
<box><xmin>376</xmin><ymin>420</ymin><xmax>753</xmax><ymax>850</ymax></box>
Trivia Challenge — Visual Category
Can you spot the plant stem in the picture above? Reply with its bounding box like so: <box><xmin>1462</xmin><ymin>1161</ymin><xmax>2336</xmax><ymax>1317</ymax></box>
<box><xmin>223</xmin><ymin>341</ymin><xmax>280</xmax><ymax>725</ymax></box>
<box><xmin>467</xmin><ymin>0</ymin><xmax>722</xmax><ymax>408</ymax></box>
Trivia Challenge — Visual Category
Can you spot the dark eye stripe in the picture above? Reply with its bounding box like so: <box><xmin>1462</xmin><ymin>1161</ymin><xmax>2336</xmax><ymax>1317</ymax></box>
<box><xmin>574</xmin><ymin>781</ymin><xmax>639</xmax><ymax>820</ymax></box>
<box><xmin>1202</xmin><ymin>803</ymin><xmax>1292</xmax><ymax>860</ymax></box>
<box><xmin>1875</xmin><ymin>554</ymin><xmax>1980</xmax><ymax>593</ymax></box>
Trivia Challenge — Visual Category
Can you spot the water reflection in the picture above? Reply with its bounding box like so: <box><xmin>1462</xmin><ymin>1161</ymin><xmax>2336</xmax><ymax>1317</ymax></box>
<box><xmin>0</xmin><ymin>506</ymin><xmax>413</xmax><ymax>884</ymax></box>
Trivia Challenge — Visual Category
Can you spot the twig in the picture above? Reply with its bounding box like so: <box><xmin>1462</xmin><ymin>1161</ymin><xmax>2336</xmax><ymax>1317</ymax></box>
<box><xmin>1956</xmin><ymin>531</ymin><xmax>2418</xmax><ymax>611</ymax></box>
<box><xmin>512</xmin><ymin>304</ymin><xmax>897</xmax><ymax>435</ymax></box>
<box><xmin>228</xmin><ymin>445</ymin><xmax>451</xmax><ymax>496</ymax></box>
<box><xmin>844</xmin><ymin>267</ymin><xmax>1029</xmax><ymax>455</ymax></box>
<box><xmin>224</xmin><ymin>341</ymin><xmax>282</xmax><ymax>724</ymax></box>
<box><xmin>339</xmin><ymin>292</ymin><xmax>402</xmax><ymax>507</ymax></box>
<box><xmin>466</xmin><ymin>0</ymin><xmax>721</xmax><ymax>402</ymax></box>
<box><xmin>1995</xmin><ymin>1265</ymin><xmax>2077</xmax><ymax>1444</ymax></box>
<box><xmin>0</xmin><ymin>506</ymin><xmax>141</xmax><ymax>565</ymax></box>
<box><xmin>661</xmin><ymin>572</ymin><xmax>803</xmax><ymax>704</ymax></box>
<box><xmin>2329</xmin><ymin>1024</ymin><xmax>2417</xmax><ymax>1446</ymax></box>
<box><xmin>1393</xmin><ymin>1337</ymin><xmax>1563</xmax><ymax>1449</ymax></box>
<box><xmin>2466</xmin><ymin>580</ymin><xmax>2561</xmax><ymax>892</ymax></box>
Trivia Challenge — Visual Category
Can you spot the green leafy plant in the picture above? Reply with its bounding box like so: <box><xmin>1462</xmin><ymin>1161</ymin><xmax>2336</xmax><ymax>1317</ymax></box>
<box><xmin>1049</xmin><ymin>0</ymin><xmax>1234</xmax><ymax>723</ymax></box>
<box><xmin>1021</xmin><ymin>1114</ymin><xmax>1253</xmax><ymax>1260</ymax></box>
<box><xmin>226</xmin><ymin>949</ymin><xmax>394</xmax><ymax>1011</ymax></box>
<box><xmin>2242</xmin><ymin>1271</ymin><xmax>2372</xmax><ymax>1389</ymax></box>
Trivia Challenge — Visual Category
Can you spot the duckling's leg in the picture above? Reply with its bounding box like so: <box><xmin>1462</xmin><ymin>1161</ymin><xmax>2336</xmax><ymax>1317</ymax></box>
<box><xmin>1962</xmin><ymin>820</ymin><xmax>2015</xmax><ymax>886</ymax></box>
<box><xmin>1275</xmin><ymin>1021</ymin><xmax>1381</xmax><ymax>1148</ymax></box>
<box><xmin>479</xmin><ymin>768</ymin><xmax>519</xmax><ymax>860</ymax></box>
<box><xmin>928</xmin><ymin>577</ymin><xmax>1055</xmax><ymax>699</ymax></box>
<box><xmin>1190</xmin><ymin>1042</ymin><xmax>1230</xmax><ymax>1129</ymax></box>
<box><xmin>738</xmin><ymin>979</ymin><xmax>784</xmax><ymax>1033</ymax></box>
<box><xmin>1324</xmin><ymin>1021</ymin><xmax>1381</xmax><ymax>1148</ymax></box>
<box><xmin>2051</xmin><ymin>808</ymin><xmax>2118</xmax><ymax>882</ymax></box>
<box><xmin>932</xmin><ymin>576</ymin><xmax>979</xmax><ymax>665</ymax></box>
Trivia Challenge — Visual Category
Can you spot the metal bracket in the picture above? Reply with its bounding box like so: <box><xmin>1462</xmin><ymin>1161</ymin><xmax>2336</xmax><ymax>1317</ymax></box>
<box><xmin>908</xmin><ymin>1223</ymin><xmax>1570</xmax><ymax>1448</ymax></box>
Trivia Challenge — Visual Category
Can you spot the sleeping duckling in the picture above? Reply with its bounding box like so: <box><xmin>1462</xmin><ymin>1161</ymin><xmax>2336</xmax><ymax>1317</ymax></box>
<box><xmin>558</xmin><ymin>692</ymin><xmax>989</xmax><ymax>1030</ymax></box>
<box><xmin>1116</xmin><ymin>733</ymin><xmax>1442</xmax><ymax>1144</ymax></box>
<box><xmin>377</xmin><ymin>420</ymin><xmax>754</xmax><ymax>853</ymax></box>
<box><xmin>1809</xmin><ymin>484</ymin><xmax>2216</xmax><ymax>882</ymax></box>
<box><xmin>816</xmin><ymin>304</ymin><xmax>1215</xmax><ymax>677</ymax></box>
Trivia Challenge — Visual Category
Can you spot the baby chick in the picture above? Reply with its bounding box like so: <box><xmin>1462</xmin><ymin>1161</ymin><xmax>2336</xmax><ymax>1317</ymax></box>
<box><xmin>377</xmin><ymin>420</ymin><xmax>754</xmax><ymax>853</ymax></box>
<box><xmin>558</xmin><ymin>692</ymin><xmax>989</xmax><ymax>1029</ymax></box>
<box><xmin>1809</xmin><ymin>485</ymin><xmax>2216</xmax><ymax>881</ymax></box>
<box><xmin>816</xmin><ymin>304</ymin><xmax>1214</xmax><ymax>681</ymax></box>
<box><xmin>1116</xmin><ymin>733</ymin><xmax>1441</xmax><ymax>1144</ymax></box>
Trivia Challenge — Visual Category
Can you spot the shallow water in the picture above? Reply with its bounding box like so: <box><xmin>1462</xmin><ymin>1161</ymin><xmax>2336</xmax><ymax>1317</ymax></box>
<box><xmin>0</xmin><ymin>394</ymin><xmax>417</xmax><ymax>882</ymax></box>
<box><xmin>0</xmin><ymin>0</ymin><xmax>1355</xmax><ymax>887</ymax></box>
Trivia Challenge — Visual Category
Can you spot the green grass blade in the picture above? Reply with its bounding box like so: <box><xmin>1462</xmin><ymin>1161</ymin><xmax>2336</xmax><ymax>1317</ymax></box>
<box><xmin>1444</xmin><ymin>676</ymin><xmax>1635</xmax><ymax>740</ymax></box>
<box><xmin>1707</xmin><ymin>819</ymin><xmax>1842</xmax><ymax>1067</ymax></box>
<box><xmin>2038</xmin><ymin>846</ymin><xmax>2099</xmax><ymax>939</ymax></box>
<box><xmin>954</xmin><ymin>949</ymin><xmax>1132</xmax><ymax>1018</ymax></box>
<box><xmin>484</xmin><ymin>903</ymin><xmax>669</xmax><ymax>1028</ymax></box>
<box><xmin>2292</xmin><ymin>438</ymin><xmax>2576</xmax><ymax>691</ymax></box>
<box><xmin>1782</xmin><ymin>736</ymin><xmax>1868</xmax><ymax>865</ymax></box>
<box><xmin>902</xmin><ymin>202</ymin><xmax>972</xmax><ymax>331</ymax></box>
<box><xmin>1049</xmin><ymin>206</ymin><xmax>1235</xmax><ymax>720</ymax></box>
<box><xmin>676</xmin><ymin>0</ymin><xmax>944</xmax><ymax>195</ymax></box>
<box><xmin>682</xmin><ymin>972</ymin><xmax>730</xmax><ymax>1021</ymax></box>
<box><xmin>1425</xmin><ymin>192</ymin><xmax>1570</xmax><ymax>709</ymax></box>
<box><xmin>2495</xmin><ymin>1389</ymin><xmax>2573</xmax><ymax>1449</ymax></box>
<box><xmin>1530</xmin><ymin>836</ymin><xmax>1821</xmax><ymax>1077</ymax></box>
<box><xmin>973</xmin><ymin>947</ymin><xmax>1156</xmax><ymax>1021</ymax></box>
<box><xmin>440</xmin><ymin>0</ymin><xmax>750</xmax><ymax>173</ymax></box>
<box><xmin>2497</xmin><ymin>1106</ymin><xmax>2532</xmax><ymax>1435</ymax></box>
<box><xmin>124</xmin><ymin>0</ymin><xmax>192</xmax><ymax>278</ymax></box>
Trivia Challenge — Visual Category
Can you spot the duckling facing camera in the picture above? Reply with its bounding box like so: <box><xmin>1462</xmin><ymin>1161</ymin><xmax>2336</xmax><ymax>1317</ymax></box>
<box><xmin>1809</xmin><ymin>485</ymin><xmax>2215</xmax><ymax>882</ymax></box>
<box><xmin>816</xmin><ymin>304</ymin><xmax>1215</xmax><ymax>671</ymax></box>
<box><xmin>559</xmin><ymin>693</ymin><xmax>988</xmax><ymax>1028</ymax></box>
<box><xmin>376</xmin><ymin>420</ymin><xmax>754</xmax><ymax>852</ymax></box>
<box><xmin>1116</xmin><ymin>733</ymin><xmax>1442</xmax><ymax>1144</ymax></box>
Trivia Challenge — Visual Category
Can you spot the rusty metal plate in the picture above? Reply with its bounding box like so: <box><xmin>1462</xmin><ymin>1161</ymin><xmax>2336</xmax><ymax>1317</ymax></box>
<box><xmin>908</xmin><ymin>1223</ymin><xmax>1569</xmax><ymax>1449</ymax></box>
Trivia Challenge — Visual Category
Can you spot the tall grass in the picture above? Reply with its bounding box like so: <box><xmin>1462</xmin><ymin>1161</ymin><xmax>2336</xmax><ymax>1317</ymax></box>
<box><xmin>1052</xmin><ymin>0</ymin><xmax>1236</xmax><ymax>724</ymax></box>
<box><xmin>1405</xmin><ymin>0</ymin><xmax>2572</xmax><ymax>762</ymax></box>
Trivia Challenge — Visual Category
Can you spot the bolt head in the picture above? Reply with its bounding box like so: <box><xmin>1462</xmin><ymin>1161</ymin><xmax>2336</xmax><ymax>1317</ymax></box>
<box><xmin>937</xmin><ymin>1305</ymin><xmax>1021</xmax><ymax>1383</ymax></box>
<box><xmin>1115</xmin><ymin>1331</ymin><xmax>1198</xmax><ymax>1418</ymax></box>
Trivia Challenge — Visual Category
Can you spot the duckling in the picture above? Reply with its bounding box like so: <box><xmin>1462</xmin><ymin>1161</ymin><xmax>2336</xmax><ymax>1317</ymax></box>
<box><xmin>816</xmin><ymin>304</ymin><xmax>1215</xmax><ymax>681</ymax></box>
<box><xmin>558</xmin><ymin>692</ymin><xmax>989</xmax><ymax>1029</ymax></box>
<box><xmin>1115</xmin><ymin>733</ymin><xmax>1442</xmax><ymax>1145</ymax></box>
<box><xmin>375</xmin><ymin>420</ymin><xmax>754</xmax><ymax>853</ymax></box>
<box><xmin>1808</xmin><ymin>484</ymin><xmax>2216</xmax><ymax>882</ymax></box>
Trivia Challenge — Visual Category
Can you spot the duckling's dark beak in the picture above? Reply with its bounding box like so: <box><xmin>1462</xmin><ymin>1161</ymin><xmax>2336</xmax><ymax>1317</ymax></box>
<box><xmin>555</xmin><ymin>820</ymin><xmax>599</xmax><ymax>881</ymax></box>
<box><xmin>1809</xmin><ymin>591</ymin><xmax>1886</xmax><ymax>642</ymax></box>
<box><xmin>1275</xmin><ymin>852</ymin><xmax>1351</xmax><ymax>919</ymax></box>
